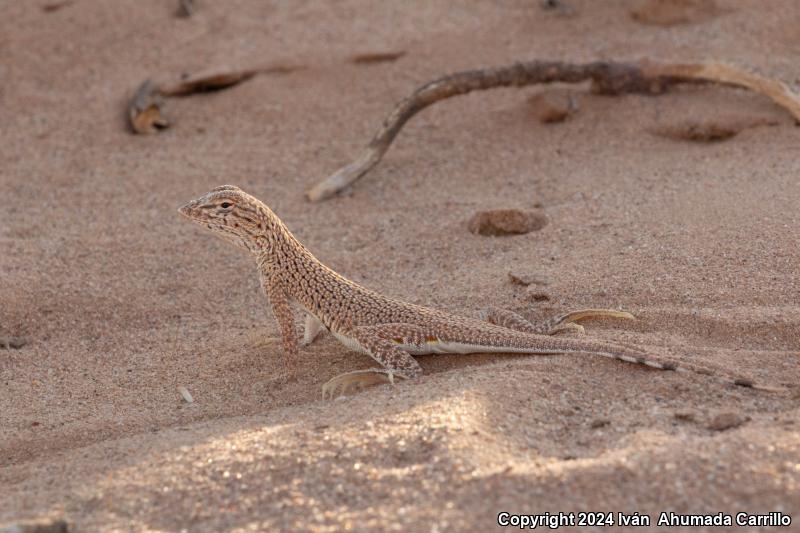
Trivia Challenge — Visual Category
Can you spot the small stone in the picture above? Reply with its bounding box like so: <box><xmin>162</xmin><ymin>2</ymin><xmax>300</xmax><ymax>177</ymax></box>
<box><xmin>177</xmin><ymin>386</ymin><xmax>194</xmax><ymax>404</ymax></box>
<box><xmin>468</xmin><ymin>209</ymin><xmax>548</xmax><ymax>236</ymax></box>
<box><xmin>0</xmin><ymin>336</ymin><xmax>28</xmax><ymax>350</ymax></box>
<box><xmin>507</xmin><ymin>272</ymin><xmax>549</xmax><ymax>287</ymax></box>
<box><xmin>707</xmin><ymin>412</ymin><xmax>746</xmax><ymax>432</ymax></box>
<box><xmin>528</xmin><ymin>90</ymin><xmax>578</xmax><ymax>123</ymax></box>
<box><xmin>590</xmin><ymin>418</ymin><xmax>610</xmax><ymax>429</ymax></box>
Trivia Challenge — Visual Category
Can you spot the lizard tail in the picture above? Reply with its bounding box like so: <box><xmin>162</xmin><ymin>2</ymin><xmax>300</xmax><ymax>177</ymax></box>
<box><xmin>507</xmin><ymin>333</ymin><xmax>783</xmax><ymax>393</ymax></box>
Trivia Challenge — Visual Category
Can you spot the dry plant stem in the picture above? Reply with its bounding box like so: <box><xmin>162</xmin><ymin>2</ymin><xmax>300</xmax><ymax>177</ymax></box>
<box><xmin>128</xmin><ymin>65</ymin><xmax>301</xmax><ymax>134</ymax></box>
<box><xmin>158</xmin><ymin>69</ymin><xmax>259</xmax><ymax>96</ymax></box>
<box><xmin>307</xmin><ymin>60</ymin><xmax>800</xmax><ymax>201</ymax></box>
<box><xmin>128</xmin><ymin>79</ymin><xmax>168</xmax><ymax>134</ymax></box>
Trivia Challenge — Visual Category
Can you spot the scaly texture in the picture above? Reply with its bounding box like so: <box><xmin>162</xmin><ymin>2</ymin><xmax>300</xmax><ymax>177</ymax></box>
<box><xmin>180</xmin><ymin>186</ymin><xmax>764</xmax><ymax>396</ymax></box>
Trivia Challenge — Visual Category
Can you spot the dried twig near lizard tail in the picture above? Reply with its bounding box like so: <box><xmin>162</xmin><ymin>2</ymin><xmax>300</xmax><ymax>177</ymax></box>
<box><xmin>179</xmin><ymin>186</ymin><xmax>776</xmax><ymax>398</ymax></box>
<box><xmin>306</xmin><ymin>60</ymin><xmax>800</xmax><ymax>201</ymax></box>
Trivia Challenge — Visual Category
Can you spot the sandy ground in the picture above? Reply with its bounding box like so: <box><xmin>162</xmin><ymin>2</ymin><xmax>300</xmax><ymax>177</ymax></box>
<box><xmin>2</xmin><ymin>0</ymin><xmax>799</xmax><ymax>531</ymax></box>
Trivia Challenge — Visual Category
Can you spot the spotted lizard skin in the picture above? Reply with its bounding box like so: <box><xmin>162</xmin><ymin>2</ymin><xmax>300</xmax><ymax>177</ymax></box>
<box><xmin>179</xmin><ymin>186</ymin><xmax>760</xmax><ymax>391</ymax></box>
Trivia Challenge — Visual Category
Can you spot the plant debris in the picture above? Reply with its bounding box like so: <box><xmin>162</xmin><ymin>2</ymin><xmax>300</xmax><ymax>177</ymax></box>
<box><xmin>508</xmin><ymin>272</ymin><xmax>549</xmax><ymax>287</ymax></box>
<box><xmin>128</xmin><ymin>65</ymin><xmax>302</xmax><ymax>134</ymax></box>
<box><xmin>307</xmin><ymin>59</ymin><xmax>800</xmax><ymax>201</ymax></box>
<box><xmin>0</xmin><ymin>517</ymin><xmax>70</xmax><ymax>533</ymax></box>
<box><xmin>128</xmin><ymin>80</ymin><xmax>168</xmax><ymax>134</ymax></box>
<box><xmin>351</xmin><ymin>51</ymin><xmax>406</xmax><ymax>64</ymax></box>
<box><xmin>630</xmin><ymin>0</ymin><xmax>721</xmax><ymax>27</ymax></box>
<box><xmin>159</xmin><ymin>68</ymin><xmax>260</xmax><ymax>96</ymax></box>
<box><xmin>178</xmin><ymin>385</ymin><xmax>194</xmax><ymax>404</ymax></box>
<box><xmin>653</xmin><ymin>116</ymin><xmax>777</xmax><ymax>142</ymax></box>
<box><xmin>41</xmin><ymin>1</ymin><xmax>72</xmax><ymax>12</ymax></box>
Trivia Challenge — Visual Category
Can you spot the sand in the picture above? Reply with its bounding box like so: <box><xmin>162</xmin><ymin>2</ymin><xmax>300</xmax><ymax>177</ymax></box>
<box><xmin>1</xmin><ymin>0</ymin><xmax>799</xmax><ymax>530</ymax></box>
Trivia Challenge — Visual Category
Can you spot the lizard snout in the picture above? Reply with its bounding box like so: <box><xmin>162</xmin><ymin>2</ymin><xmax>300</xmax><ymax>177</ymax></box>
<box><xmin>178</xmin><ymin>201</ymin><xmax>199</xmax><ymax>217</ymax></box>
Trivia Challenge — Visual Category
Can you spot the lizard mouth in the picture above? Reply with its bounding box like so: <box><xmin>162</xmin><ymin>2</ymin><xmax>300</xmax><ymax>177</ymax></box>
<box><xmin>178</xmin><ymin>201</ymin><xmax>198</xmax><ymax>218</ymax></box>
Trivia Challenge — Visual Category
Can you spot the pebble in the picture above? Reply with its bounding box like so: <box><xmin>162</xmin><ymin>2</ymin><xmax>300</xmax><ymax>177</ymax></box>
<box><xmin>467</xmin><ymin>209</ymin><xmax>548</xmax><ymax>236</ymax></box>
<box><xmin>707</xmin><ymin>412</ymin><xmax>747</xmax><ymax>432</ymax></box>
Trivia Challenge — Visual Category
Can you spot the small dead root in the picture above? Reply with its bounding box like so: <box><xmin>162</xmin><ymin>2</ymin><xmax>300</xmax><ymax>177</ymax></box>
<box><xmin>653</xmin><ymin>116</ymin><xmax>778</xmax><ymax>142</ymax></box>
<box><xmin>41</xmin><ymin>1</ymin><xmax>72</xmax><ymax>12</ymax></box>
<box><xmin>630</xmin><ymin>0</ymin><xmax>721</xmax><ymax>27</ymax></box>
<box><xmin>351</xmin><ymin>51</ymin><xmax>406</xmax><ymax>64</ymax></box>
<box><xmin>0</xmin><ymin>517</ymin><xmax>70</xmax><ymax>533</ymax></box>
<box><xmin>306</xmin><ymin>59</ymin><xmax>800</xmax><ymax>201</ymax></box>
<box><xmin>128</xmin><ymin>65</ymin><xmax>302</xmax><ymax>134</ymax></box>
<box><xmin>321</xmin><ymin>369</ymin><xmax>405</xmax><ymax>399</ymax></box>
<box><xmin>158</xmin><ymin>68</ymin><xmax>260</xmax><ymax>96</ymax></box>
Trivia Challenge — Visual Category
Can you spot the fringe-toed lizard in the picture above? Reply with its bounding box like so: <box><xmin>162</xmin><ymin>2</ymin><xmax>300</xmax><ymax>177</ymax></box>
<box><xmin>179</xmin><ymin>186</ymin><xmax>763</xmax><ymax>398</ymax></box>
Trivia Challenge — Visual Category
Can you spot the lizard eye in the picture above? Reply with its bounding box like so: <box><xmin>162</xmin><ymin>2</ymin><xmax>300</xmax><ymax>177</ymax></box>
<box><xmin>220</xmin><ymin>202</ymin><xmax>232</xmax><ymax>209</ymax></box>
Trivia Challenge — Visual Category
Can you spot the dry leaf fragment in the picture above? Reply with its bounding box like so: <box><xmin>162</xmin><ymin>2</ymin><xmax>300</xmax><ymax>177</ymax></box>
<box><xmin>631</xmin><ymin>0</ymin><xmax>720</xmax><ymax>27</ymax></box>
<box><xmin>42</xmin><ymin>1</ymin><xmax>72</xmax><ymax>12</ymax></box>
<box><xmin>159</xmin><ymin>68</ymin><xmax>260</xmax><ymax>97</ymax></box>
<box><xmin>127</xmin><ymin>64</ymin><xmax>303</xmax><ymax>133</ymax></box>
<box><xmin>351</xmin><ymin>51</ymin><xmax>406</xmax><ymax>64</ymax></box>
<box><xmin>128</xmin><ymin>79</ymin><xmax>168</xmax><ymax>134</ymax></box>
<box><xmin>178</xmin><ymin>385</ymin><xmax>194</xmax><ymax>403</ymax></box>
<box><xmin>0</xmin><ymin>517</ymin><xmax>70</xmax><ymax>533</ymax></box>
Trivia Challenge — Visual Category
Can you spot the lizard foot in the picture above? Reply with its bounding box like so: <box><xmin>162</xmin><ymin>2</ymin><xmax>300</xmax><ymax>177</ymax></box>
<box><xmin>545</xmin><ymin>309</ymin><xmax>634</xmax><ymax>335</ymax></box>
<box><xmin>322</xmin><ymin>369</ymin><xmax>406</xmax><ymax>400</ymax></box>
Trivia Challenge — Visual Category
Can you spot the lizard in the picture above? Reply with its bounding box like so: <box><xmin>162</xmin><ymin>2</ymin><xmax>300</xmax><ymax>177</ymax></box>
<box><xmin>179</xmin><ymin>185</ymin><xmax>765</xmax><ymax>398</ymax></box>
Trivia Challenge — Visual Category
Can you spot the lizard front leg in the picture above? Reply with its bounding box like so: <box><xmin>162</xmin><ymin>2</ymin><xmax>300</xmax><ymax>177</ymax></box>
<box><xmin>261</xmin><ymin>276</ymin><xmax>298</xmax><ymax>377</ymax></box>
<box><xmin>480</xmin><ymin>307</ymin><xmax>634</xmax><ymax>335</ymax></box>
<box><xmin>322</xmin><ymin>323</ymin><xmax>424</xmax><ymax>399</ymax></box>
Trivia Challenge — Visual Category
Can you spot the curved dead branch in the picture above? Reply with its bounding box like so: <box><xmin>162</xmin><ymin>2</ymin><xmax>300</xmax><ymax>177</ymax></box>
<box><xmin>307</xmin><ymin>60</ymin><xmax>800</xmax><ymax>202</ymax></box>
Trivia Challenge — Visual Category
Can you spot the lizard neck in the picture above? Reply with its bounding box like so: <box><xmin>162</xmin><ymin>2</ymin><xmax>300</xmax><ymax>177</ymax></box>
<box><xmin>255</xmin><ymin>220</ymin><xmax>365</xmax><ymax>329</ymax></box>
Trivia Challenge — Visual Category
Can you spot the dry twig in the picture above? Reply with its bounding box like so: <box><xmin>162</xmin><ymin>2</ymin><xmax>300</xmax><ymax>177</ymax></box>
<box><xmin>159</xmin><ymin>68</ymin><xmax>260</xmax><ymax>96</ymax></box>
<box><xmin>128</xmin><ymin>65</ymin><xmax>302</xmax><ymax>134</ymax></box>
<box><xmin>307</xmin><ymin>60</ymin><xmax>800</xmax><ymax>201</ymax></box>
<box><xmin>128</xmin><ymin>79</ymin><xmax>168</xmax><ymax>134</ymax></box>
<box><xmin>351</xmin><ymin>51</ymin><xmax>406</xmax><ymax>64</ymax></box>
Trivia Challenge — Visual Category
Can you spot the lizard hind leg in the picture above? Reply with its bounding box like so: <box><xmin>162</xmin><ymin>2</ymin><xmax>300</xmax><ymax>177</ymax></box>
<box><xmin>544</xmin><ymin>309</ymin><xmax>635</xmax><ymax>335</ymax></box>
<box><xmin>321</xmin><ymin>323</ymin><xmax>424</xmax><ymax>399</ymax></box>
<box><xmin>480</xmin><ymin>307</ymin><xmax>634</xmax><ymax>335</ymax></box>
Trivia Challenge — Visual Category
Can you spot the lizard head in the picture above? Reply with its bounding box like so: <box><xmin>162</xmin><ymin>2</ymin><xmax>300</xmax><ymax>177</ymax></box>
<box><xmin>179</xmin><ymin>185</ymin><xmax>276</xmax><ymax>253</ymax></box>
